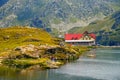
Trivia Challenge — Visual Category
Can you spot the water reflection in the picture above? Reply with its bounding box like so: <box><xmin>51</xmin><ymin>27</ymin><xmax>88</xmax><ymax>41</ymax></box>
<box><xmin>0</xmin><ymin>48</ymin><xmax>120</xmax><ymax>80</ymax></box>
<box><xmin>0</xmin><ymin>65</ymin><xmax>49</xmax><ymax>80</ymax></box>
<box><xmin>86</xmin><ymin>49</ymin><xmax>96</xmax><ymax>58</ymax></box>
<box><xmin>55</xmin><ymin>48</ymin><xmax>120</xmax><ymax>80</ymax></box>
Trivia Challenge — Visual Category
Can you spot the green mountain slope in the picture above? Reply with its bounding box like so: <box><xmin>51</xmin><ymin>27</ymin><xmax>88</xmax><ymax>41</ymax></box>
<box><xmin>69</xmin><ymin>17</ymin><xmax>115</xmax><ymax>33</ymax></box>
<box><xmin>69</xmin><ymin>11</ymin><xmax>120</xmax><ymax>46</ymax></box>
<box><xmin>0</xmin><ymin>0</ymin><xmax>120</xmax><ymax>31</ymax></box>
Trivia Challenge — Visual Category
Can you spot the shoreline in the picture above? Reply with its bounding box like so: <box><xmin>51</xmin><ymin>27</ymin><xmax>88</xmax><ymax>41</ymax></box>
<box><xmin>0</xmin><ymin>44</ymin><xmax>90</xmax><ymax>70</ymax></box>
<box><xmin>97</xmin><ymin>46</ymin><xmax>120</xmax><ymax>48</ymax></box>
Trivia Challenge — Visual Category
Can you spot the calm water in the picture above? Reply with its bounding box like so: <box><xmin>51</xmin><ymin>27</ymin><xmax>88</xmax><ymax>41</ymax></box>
<box><xmin>0</xmin><ymin>48</ymin><xmax>120</xmax><ymax>80</ymax></box>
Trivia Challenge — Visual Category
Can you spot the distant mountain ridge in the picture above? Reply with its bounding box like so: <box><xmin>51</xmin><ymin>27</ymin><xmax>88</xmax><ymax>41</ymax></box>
<box><xmin>69</xmin><ymin>11</ymin><xmax>120</xmax><ymax>46</ymax></box>
<box><xmin>0</xmin><ymin>0</ymin><xmax>9</xmax><ymax>7</ymax></box>
<box><xmin>0</xmin><ymin>0</ymin><xmax>120</xmax><ymax>31</ymax></box>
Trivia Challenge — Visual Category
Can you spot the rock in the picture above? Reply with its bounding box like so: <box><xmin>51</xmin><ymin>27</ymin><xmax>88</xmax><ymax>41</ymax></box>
<box><xmin>14</xmin><ymin>44</ymin><xmax>41</xmax><ymax>59</ymax></box>
<box><xmin>3</xmin><ymin>35</ymin><xmax>10</xmax><ymax>40</ymax></box>
<box><xmin>45</xmin><ymin>60</ymin><xmax>62</xmax><ymax>69</ymax></box>
<box><xmin>23</xmin><ymin>38</ymin><xmax>40</xmax><ymax>42</ymax></box>
<box><xmin>15</xmin><ymin>47</ymin><xmax>21</xmax><ymax>51</ymax></box>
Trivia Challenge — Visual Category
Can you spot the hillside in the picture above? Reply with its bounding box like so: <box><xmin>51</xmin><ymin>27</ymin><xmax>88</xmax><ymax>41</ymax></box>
<box><xmin>0</xmin><ymin>0</ymin><xmax>120</xmax><ymax>31</ymax></box>
<box><xmin>0</xmin><ymin>26</ymin><xmax>90</xmax><ymax>69</ymax></box>
<box><xmin>0</xmin><ymin>26</ymin><xmax>57</xmax><ymax>52</ymax></box>
<box><xmin>69</xmin><ymin>11</ymin><xmax>120</xmax><ymax>46</ymax></box>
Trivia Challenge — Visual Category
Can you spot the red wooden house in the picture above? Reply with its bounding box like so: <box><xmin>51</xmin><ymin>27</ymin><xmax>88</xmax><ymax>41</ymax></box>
<box><xmin>65</xmin><ymin>31</ymin><xmax>96</xmax><ymax>46</ymax></box>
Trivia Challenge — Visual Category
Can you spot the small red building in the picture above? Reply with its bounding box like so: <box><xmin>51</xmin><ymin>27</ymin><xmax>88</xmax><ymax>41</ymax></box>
<box><xmin>65</xmin><ymin>31</ymin><xmax>96</xmax><ymax>46</ymax></box>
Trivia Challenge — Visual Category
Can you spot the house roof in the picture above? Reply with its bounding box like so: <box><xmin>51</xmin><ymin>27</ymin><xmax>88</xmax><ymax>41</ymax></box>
<box><xmin>65</xmin><ymin>34</ymin><xmax>83</xmax><ymax>40</ymax></box>
<box><xmin>89</xmin><ymin>33</ymin><xmax>96</xmax><ymax>39</ymax></box>
<box><xmin>65</xmin><ymin>33</ymin><xmax>96</xmax><ymax>40</ymax></box>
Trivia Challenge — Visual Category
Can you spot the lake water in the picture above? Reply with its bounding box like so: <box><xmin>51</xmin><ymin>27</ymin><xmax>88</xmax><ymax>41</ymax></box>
<box><xmin>0</xmin><ymin>48</ymin><xmax>120</xmax><ymax>80</ymax></box>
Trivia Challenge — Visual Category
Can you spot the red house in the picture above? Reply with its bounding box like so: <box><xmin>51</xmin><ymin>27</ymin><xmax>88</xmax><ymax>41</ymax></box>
<box><xmin>65</xmin><ymin>31</ymin><xmax>96</xmax><ymax>46</ymax></box>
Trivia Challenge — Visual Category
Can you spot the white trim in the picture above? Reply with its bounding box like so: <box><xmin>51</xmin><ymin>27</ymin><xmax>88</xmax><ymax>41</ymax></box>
<box><xmin>65</xmin><ymin>40</ymin><xmax>95</xmax><ymax>42</ymax></box>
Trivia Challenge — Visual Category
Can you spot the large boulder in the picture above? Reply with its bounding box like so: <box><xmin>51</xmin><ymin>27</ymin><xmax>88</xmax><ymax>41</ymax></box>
<box><xmin>14</xmin><ymin>44</ymin><xmax>40</xmax><ymax>59</ymax></box>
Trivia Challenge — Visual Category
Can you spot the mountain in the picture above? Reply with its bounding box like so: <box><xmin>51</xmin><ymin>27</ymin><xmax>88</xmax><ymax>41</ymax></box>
<box><xmin>0</xmin><ymin>0</ymin><xmax>120</xmax><ymax>32</ymax></box>
<box><xmin>69</xmin><ymin>11</ymin><xmax>120</xmax><ymax>46</ymax></box>
<box><xmin>0</xmin><ymin>0</ymin><xmax>9</xmax><ymax>7</ymax></box>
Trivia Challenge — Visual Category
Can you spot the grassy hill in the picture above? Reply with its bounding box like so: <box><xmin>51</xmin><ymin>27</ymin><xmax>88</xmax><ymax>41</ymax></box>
<box><xmin>69</xmin><ymin>11</ymin><xmax>120</xmax><ymax>46</ymax></box>
<box><xmin>69</xmin><ymin>16</ymin><xmax>115</xmax><ymax>33</ymax></box>
<box><xmin>0</xmin><ymin>26</ymin><xmax>91</xmax><ymax>69</ymax></box>
<box><xmin>0</xmin><ymin>26</ymin><xmax>57</xmax><ymax>52</ymax></box>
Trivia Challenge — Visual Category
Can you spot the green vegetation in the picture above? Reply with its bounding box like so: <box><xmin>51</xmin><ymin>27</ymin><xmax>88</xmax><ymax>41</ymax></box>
<box><xmin>69</xmin><ymin>17</ymin><xmax>115</xmax><ymax>34</ymax></box>
<box><xmin>52</xmin><ymin>18</ymin><xmax>62</xmax><ymax>24</ymax></box>
<box><xmin>1</xmin><ymin>0</ymin><xmax>120</xmax><ymax>28</ymax></box>
<box><xmin>69</xmin><ymin>17</ymin><xmax>78</xmax><ymax>23</ymax></box>
<box><xmin>69</xmin><ymin>27</ymin><xmax>82</xmax><ymax>33</ymax></box>
<box><xmin>3</xmin><ymin>58</ymin><xmax>62</xmax><ymax>69</ymax></box>
<box><xmin>0</xmin><ymin>26</ymin><xmax>57</xmax><ymax>52</ymax></box>
<box><xmin>0</xmin><ymin>45</ymin><xmax>89</xmax><ymax>69</ymax></box>
<box><xmin>0</xmin><ymin>27</ymin><xmax>90</xmax><ymax>69</ymax></box>
<box><xmin>50</xmin><ymin>28</ymin><xmax>60</xmax><ymax>37</ymax></box>
<box><xmin>69</xmin><ymin>11</ymin><xmax>120</xmax><ymax>46</ymax></box>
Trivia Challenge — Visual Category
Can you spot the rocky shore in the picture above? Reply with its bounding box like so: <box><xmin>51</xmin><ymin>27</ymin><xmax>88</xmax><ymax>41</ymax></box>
<box><xmin>0</xmin><ymin>27</ymin><xmax>90</xmax><ymax>70</ymax></box>
<box><xmin>0</xmin><ymin>44</ymin><xmax>89</xmax><ymax>69</ymax></box>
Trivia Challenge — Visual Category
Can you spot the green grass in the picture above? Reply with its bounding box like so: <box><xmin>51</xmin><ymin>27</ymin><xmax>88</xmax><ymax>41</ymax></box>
<box><xmin>0</xmin><ymin>26</ymin><xmax>57</xmax><ymax>52</ymax></box>
<box><xmin>52</xmin><ymin>18</ymin><xmax>61</xmax><ymax>24</ymax></box>
<box><xmin>0</xmin><ymin>26</ymin><xmax>92</xmax><ymax>69</ymax></box>
<box><xmin>69</xmin><ymin>27</ymin><xmax>82</xmax><ymax>33</ymax></box>
<box><xmin>73</xmin><ymin>17</ymin><xmax>115</xmax><ymax>33</ymax></box>
<box><xmin>69</xmin><ymin>17</ymin><xmax>79</xmax><ymax>23</ymax></box>
<box><xmin>110</xmin><ymin>3</ymin><xmax>120</xmax><ymax>11</ymax></box>
<box><xmin>7</xmin><ymin>58</ymin><xmax>50</xmax><ymax>66</ymax></box>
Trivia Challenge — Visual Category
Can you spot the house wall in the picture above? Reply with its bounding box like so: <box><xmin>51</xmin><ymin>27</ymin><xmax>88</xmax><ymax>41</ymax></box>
<box><xmin>67</xmin><ymin>41</ymin><xmax>95</xmax><ymax>46</ymax></box>
<box><xmin>65</xmin><ymin>32</ymin><xmax>96</xmax><ymax>46</ymax></box>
